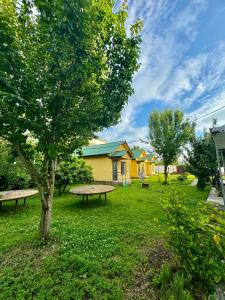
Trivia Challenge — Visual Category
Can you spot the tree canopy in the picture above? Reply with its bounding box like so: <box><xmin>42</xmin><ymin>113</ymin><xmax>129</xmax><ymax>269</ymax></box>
<box><xmin>185</xmin><ymin>133</ymin><xmax>218</xmax><ymax>189</ymax></box>
<box><xmin>149</xmin><ymin>110</ymin><xmax>194</xmax><ymax>184</ymax></box>
<box><xmin>0</xmin><ymin>0</ymin><xmax>142</xmax><ymax>238</ymax></box>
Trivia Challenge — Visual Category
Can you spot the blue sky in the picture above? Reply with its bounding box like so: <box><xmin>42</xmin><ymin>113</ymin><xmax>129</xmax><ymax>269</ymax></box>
<box><xmin>99</xmin><ymin>0</ymin><xmax>225</xmax><ymax>147</ymax></box>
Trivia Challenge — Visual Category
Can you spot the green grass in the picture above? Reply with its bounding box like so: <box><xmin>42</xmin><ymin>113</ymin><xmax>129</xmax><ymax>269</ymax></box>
<box><xmin>0</xmin><ymin>178</ymin><xmax>209</xmax><ymax>299</ymax></box>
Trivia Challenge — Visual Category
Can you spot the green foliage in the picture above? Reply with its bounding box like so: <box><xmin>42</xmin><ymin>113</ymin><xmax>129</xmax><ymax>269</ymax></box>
<box><xmin>55</xmin><ymin>156</ymin><xmax>93</xmax><ymax>194</ymax></box>
<box><xmin>177</xmin><ymin>174</ymin><xmax>187</xmax><ymax>181</ymax></box>
<box><xmin>0</xmin><ymin>0</ymin><xmax>142</xmax><ymax>158</ymax></box>
<box><xmin>152</xmin><ymin>264</ymin><xmax>173</xmax><ymax>288</ymax></box>
<box><xmin>149</xmin><ymin>110</ymin><xmax>194</xmax><ymax>184</ymax></box>
<box><xmin>162</xmin><ymin>190</ymin><xmax>225</xmax><ymax>294</ymax></box>
<box><xmin>131</xmin><ymin>145</ymin><xmax>142</xmax><ymax>151</ymax></box>
<box><xmin>0</xmin><ymin>139</ymin><xmax>32</xmax><ymax>190</ymax></box>
<box><xmin>0</xmin><ymin>0</ymin><xmax>141</xmax><ymax>237</ymax></box>
<box><xmin>153</xmin><ymin>265</ymin><xmax>193</xmax><ymax>300</ymax></box>
<box><xmin>161</xmin><ymin>273</ymin><xmax>193</xmax><ymax>300</ymax></box>
<box><xmin>186</xmin><ymin>133</ymin><xmax>218</xmax><ymax>189</ymax></box>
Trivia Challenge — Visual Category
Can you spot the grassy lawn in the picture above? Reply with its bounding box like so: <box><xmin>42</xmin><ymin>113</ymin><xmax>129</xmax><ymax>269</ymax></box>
<box><xmin>0</xmin><ymin>177</ymin><xmax>209</xmax><ymax>299</ymax></box>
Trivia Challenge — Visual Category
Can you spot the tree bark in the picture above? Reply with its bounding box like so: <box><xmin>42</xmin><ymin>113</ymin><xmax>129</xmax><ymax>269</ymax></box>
<box><xmin>15</xmin><ymin>144</ymin><xmax>57</xmax><ymax>239</ymax></box>
<box><xmin>164</xmin><ymin>164</ymin><xmax>168</xmax><ymax>184</ymax></box>
<box><xmin>39</xmin><ymin>158</ymin><xmax>56</xmax><ymax>239</ymax></box>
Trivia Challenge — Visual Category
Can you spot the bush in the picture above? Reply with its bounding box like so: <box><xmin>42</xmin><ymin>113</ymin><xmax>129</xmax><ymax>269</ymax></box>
<box><xmin>177</xmin><ymin>174</ymin><xmax>187</xmax><ymax>182</ymax></box>
<box><xmin>55</xmin><ymin>156</ymin><xmax>93</xmax><ymax>194</ymax></box>
<box><xmin>162</xmin><ymin>190</ymin><xmax>225</xmax><ymax>295</ymax></box>
<box><xmin>0</xmin><ymin>139</ymin><xmax>32</xmax><ymax>191</ymax></box>
<box><xmin>185</xmin><ymin>133</ymin><xmax>218</xmax><ymax>189</ymax></box>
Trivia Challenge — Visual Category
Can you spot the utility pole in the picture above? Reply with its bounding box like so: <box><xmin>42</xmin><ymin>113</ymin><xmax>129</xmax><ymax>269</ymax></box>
<box><xmin>210</xmin><ymin>124</ymin><xmax>225</xmax><ymax>206</ymax></box>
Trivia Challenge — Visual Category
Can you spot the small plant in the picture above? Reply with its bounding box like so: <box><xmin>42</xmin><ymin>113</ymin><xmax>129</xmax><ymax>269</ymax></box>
<box><xmin>162</xmin><ymin>190</ymin><xmax>225</xmax><ymax>295</ymax></box>
<box><xmin>152</xmin><ymin>265</ymin><xmax>193</xmax><ymax>299</ymax></box>
<box><xmin>161</xmin><ymin>273</ymin><xmax>193</xmax><ymax>300</ymax></box>
<box><xmin>152</xmin><ymin>264</ymin><xmax>173</xmax><ymax>288</ymax></box>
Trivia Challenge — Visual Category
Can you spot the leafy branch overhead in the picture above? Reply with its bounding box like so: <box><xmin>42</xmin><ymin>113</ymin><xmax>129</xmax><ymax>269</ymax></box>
<box><xmin>0</xmin><ymin>0</ymin><xmax>142</xmax><ymax>238</ymax></box>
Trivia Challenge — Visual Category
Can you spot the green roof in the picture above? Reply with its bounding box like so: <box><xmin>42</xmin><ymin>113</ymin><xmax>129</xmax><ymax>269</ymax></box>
<box><xmin>132</xmin><ymin>149</ymin><xmax>143</xmax><ymax>159</ymax></box>
<box><xmin>147</xmin><ymin>154</ymin><xmax>154</xmax><ymax>161</ymax></box>
<box><xmin>110</xmin><ymin>150</ymin><xmax>127</xmax><ymax>158</ymax></box>
<box><xmin>82</xmin><ymin>141</ymin><xmax>126</xmax><ymax>157</ymax></box>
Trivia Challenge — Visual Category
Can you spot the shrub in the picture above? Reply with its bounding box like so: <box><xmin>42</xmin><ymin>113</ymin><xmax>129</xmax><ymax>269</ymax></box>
<box><xmin>55</xmin><ymin>156</ymin><xmax>93</xmax><ymax>194</ymax></box>
<box><xmin>177</xmin><ymin>174</ymin><xmax>187</xmax><ymax>182</ymax></box>
<box><xmin>0</xmin><ymin>139</ymin><xmax>32</xmax><ymax>191</ymax></box>
<box><xmin>162</xmin><ymin>190</ymin><xmax>225</xmax><ymax>295</ymax></box>
<box><xmin>185</xmin><ymin>133</ymin><xmax>218</xmax><ymax>189</ymax></box>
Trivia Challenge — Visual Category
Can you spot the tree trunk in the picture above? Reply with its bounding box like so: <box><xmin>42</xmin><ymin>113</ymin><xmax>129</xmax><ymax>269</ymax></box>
<box><xmin>14</xmin><ymin>143</ymin><xmax>57</xmax><ymax>239</ymax></box>
<box><xmin>164</xmin><ymin>165</ymin><xmax>168</xmax><ymax>184</ymax></box>
<box><xmin>39</xmin><ymin>158</ymin><xmax>56</xmax><ymax>239</ymax></box>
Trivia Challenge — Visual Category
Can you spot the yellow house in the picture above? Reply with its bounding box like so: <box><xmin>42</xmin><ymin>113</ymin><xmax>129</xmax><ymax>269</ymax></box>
<box><xmin>81</xmin><ymin>141</ymin><xmax>133</xmax><ymax>184</ymax></box>
<box><xmin>131</xmin><ymin>149</ymin><xmax>155</xmax><ymax>178</ymax></box>
<box><xmin>145</xmin><ymin>154</ymin><xmax>156</xmax><ymax>176</ymax></box>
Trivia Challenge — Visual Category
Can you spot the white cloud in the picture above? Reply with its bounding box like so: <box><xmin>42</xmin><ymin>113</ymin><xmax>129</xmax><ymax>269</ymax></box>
<box><xmin>99</xmin><ymin>0</ymin><xmax>225</xmax><ymax>146</ymax></box>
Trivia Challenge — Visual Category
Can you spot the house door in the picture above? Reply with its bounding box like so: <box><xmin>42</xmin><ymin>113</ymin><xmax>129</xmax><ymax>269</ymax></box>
<box><xmin>112</xmin><ymin>161</ymin><xmax>118</xmax><ymax>181</ymax></box>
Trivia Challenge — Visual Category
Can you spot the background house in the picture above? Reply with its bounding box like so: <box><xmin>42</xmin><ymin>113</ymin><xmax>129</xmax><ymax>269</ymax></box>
<box><xmin>81</xmin><ymin>141</ymin><xmax>133</xmax><ymax>184</ymax></box>
<box><xmin>131</xmin><ymin>149</ymin><xmax>155</xmax><ymax>178</ymax></box>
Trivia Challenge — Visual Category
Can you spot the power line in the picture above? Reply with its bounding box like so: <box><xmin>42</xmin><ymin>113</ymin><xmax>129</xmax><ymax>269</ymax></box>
<box><xmin>126</xmin><ymin>105</ymin><xmax>225</xmax><ymax>146</ymax></box>
<box><xmin>192</xmin><ymin>104</ymin><xmax>225</xmax><ymax>122</ymax></box>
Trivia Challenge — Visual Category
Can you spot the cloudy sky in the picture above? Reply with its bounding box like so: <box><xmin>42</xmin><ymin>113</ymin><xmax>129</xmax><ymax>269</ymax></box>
<box><xmin>99</xmin><ymin>0</ymin><xmax>225</xmax><ymax>147</ymax></box>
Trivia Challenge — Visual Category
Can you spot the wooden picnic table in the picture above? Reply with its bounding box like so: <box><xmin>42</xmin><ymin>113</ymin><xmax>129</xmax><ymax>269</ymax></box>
<box><xmin>70</xmin><ymin>185</ymin><xmax>114</xmax><ymax>204</ymax></box>
<box><xmin>0</xmin><ymin>189</ymin><xmax>39</xmax><ymax>209</ymax></box>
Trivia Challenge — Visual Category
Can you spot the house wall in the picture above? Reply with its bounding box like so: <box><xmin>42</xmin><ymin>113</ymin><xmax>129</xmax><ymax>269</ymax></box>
<box><xmin>131</xmin><ymin>160</ymin><xmax>137</xmax><ymax>177</ymax></box>
<box><xmin>83</xmin><ymin>152</ymin><xmax>132</xmax><ymax>183</ymax></box>
<box><xmin>131</xmin><ymin>160</ymin><xmax>146</xmax><ymax>178</ymax></box>
<box><xmin>146</xmin><ymin>162</ymin><xmax>155</xmax><ymax>175</ymax></box>
<box><xmin>115</xmin><ymin>157</ymin><xmax>131</xmax><ymax>183</ymax></box>
<box><xmin>83</xmin><ymin>156</ymin><xmax>113</xmax><ymax>181</ymax></box>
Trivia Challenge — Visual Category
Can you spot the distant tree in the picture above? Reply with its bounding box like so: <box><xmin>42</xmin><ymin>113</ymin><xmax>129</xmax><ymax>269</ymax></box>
<box><xmin>0</xmin><ymin>0</ymin><xmax>142</xmax><ymax>238</ymax></box>
<box><xmin>55</xmin><ymin>157</ymin><xmax>93</xmax><ymax>195</ymax></box>
<box><xmin>185</xmin><ymin>133</ymin><xmax>218</xmax><ymax>189</ymax></box>
<box><xmin>149</xmin><ymin>110</ymin><xmax>194</xmax><ymax>184</ymax></box>
<box><xmin>131</xmin><ymin>145</ymin><xmax>142</xmax><ymax>151</ymax></box>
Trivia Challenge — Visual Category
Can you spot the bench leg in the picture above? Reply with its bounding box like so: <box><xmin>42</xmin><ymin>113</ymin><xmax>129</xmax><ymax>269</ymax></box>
<box><xmin>86</xmin><ymin>195</ymin><xmax>88</xmax><ymax>203</ymax></box>
<box><xmin>15</xmin><ymin>199</ymin><xmax>18</xmax><ymax>210</ymax></box>
<box><xmin>0</xmin><ymin>202</ymin><xmax>2</xmax><ymax>209</ymax></box>
<box><xmin>105</xmin><ymin>193</ymin><xmax>106</xmax><ymax>204</ymax></box>
<box><xmin>24</xmin><ymin>198</ymin><xmax>26</xmax><ymax>206</ymax></box>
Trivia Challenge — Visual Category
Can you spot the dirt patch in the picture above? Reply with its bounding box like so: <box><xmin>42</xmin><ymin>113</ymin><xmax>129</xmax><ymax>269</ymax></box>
<box><xmin>125</xmin><ymin>239</ymin><xmax>174</xmax><ymax>300</ymax></box>
<box><xmin>0</xmin><ymin>239</ymin><xmax>58</xmax><ymax>271</ymax></box>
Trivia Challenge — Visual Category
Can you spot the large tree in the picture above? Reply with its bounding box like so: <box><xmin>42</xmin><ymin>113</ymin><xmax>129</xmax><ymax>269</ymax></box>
<box><xmin>149</xmin><ymin>110</ymin><xmax>194</xmax><ymax>184</ymax></box>
<box><xmin>0</xmin><ymin>0</ymin><xmax>141</xmax><ymax>238</ymax></box>
<box><xmin>185</xmin><ymin>133</ymin><xmax>218</xmax><ymax>189</ymax></box>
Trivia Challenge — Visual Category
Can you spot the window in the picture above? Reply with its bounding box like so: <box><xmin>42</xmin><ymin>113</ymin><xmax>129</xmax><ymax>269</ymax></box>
<box><xmin>121</xmin><ymin>162</ymin><xmax>126</xmax><ymax>175</ymax></box>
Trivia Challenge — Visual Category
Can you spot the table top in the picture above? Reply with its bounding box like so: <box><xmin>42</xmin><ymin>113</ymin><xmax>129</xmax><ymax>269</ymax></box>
<box><xmin>0</xmin><ymin>189</ymin><xmax>39</xmax><ymax>202</ymax></box>
<box><xmin>70</xmin><ymin>185</ymin><xmax>114</xmax><ymax>195</ymax></box>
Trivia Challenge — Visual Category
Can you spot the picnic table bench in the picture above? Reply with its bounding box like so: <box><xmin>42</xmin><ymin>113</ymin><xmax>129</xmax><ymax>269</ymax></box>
<box><xmin>70</xmin><ymin>185</ymin><xmax>114</xmax><ymax>204</ymax></box>
<box><xmin>0</xmin><ymin>189</ymin><xmax>39</xmax><ymax>209</ymax></box>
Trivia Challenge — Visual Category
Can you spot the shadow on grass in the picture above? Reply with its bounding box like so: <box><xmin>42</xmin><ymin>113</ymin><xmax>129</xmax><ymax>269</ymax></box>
<box><xmin>61</xmin><ymin>195</ymin><xmax>112</xmax><ymax>211</ymax></box>
<box><xmin>0</xmin><ymin>202</ymin><xmax>34</xmax><ymax>217</ymax></box>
